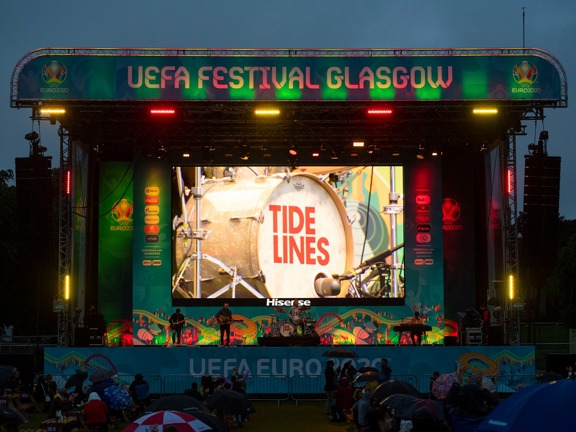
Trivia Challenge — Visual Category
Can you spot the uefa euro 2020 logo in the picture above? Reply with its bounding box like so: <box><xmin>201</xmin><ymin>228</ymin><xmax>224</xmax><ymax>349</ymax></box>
<box><xmin>41</xmin><ymin>60</ymin><xmax>67</xmax><ymax>85</ymax></box>
<box><xmin>513</xmin><ymin>61</ymin><xmax>538</xmax><ymax>86</ymax></box>
<box><xmin>111</xmin><ymin>198</ymin><xmax>134</xmax><ymax>225</ymax></box>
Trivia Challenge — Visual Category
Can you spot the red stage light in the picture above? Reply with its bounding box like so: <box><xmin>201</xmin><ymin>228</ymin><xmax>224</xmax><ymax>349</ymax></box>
<box><xmin>367</xmin><ymin>108</ymin><xmax>393</xmax><ymax>115</ymax></box>
<box><xmin>65</xmin><ymin>169</ymin><xmax>71</xmax><ymax>195</ymax></box>
<box><xmin>150</xmin><ymin>108</ymin><xmax>176</xmax><ymax>115</ymax></box>
<box><xmin>507</xmin><ymin>168</ymin><xmax>514</xmax><ymax>194</ymax></box>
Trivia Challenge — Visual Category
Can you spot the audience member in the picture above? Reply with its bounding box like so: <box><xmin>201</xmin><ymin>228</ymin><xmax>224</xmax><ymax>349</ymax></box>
<box><xmin>324</xmin><ymin>360</ymin><xmax>338</xmax><ymax>419</ymax></box>
<box><xmin>129</xmin><ymin>373</ymin><xmax>150</xmax><ymax>414</ymax></box>
<box><xmin>363</xmin><ymin>406</ymin><xmax>394</xmax><ymax>432</ymax></box>
<box><xmin>184</xmin><ymin>382</ymin><xmax>204</xmax><ymax>401</ymax></box>
<box><xmin>331</xmin><ymin>376</ymin><xmax>355</xmax><ymax>422</ymax></box>
<box><xmin>83</xmin><ymin>392</ymin><xmax>109</xmax><ymax>432</ymax></box>
<box><xmin>444</xmin><ymin>365</ymin><xmax>499</xmax><ymax>432</ymax></box>
<box><xmin>379</xmin><ymin>358</ymin><xmax>392</xmax><ymax>383</ymax></box>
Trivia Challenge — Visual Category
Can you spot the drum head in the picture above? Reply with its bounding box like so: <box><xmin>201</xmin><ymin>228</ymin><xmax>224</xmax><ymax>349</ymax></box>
<box><xmin>176</xmin><ymin>172</ymin><xmax>353</xmax><ymax>299</ymax></box>
<box><xmin>279</xmin><ymin>320</ymin><xmax>295</xmax><ymax>337</ymax></box>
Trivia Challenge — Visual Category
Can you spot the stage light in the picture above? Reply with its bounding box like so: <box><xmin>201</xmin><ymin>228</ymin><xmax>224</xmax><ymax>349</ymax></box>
<box><xmin>367</xmin><ymin>108</ymin><xmax>393</xmax><ymax>115</ymax></box>
<box><xmin>239</xmin><ymin>144</ymin><xmax>250</xmax><ymax>160</ymax></box>
<box><xmin>312</xmin><ymin>151</ymin><xmax>320</xmax><ymax>157</ymax></box>
<box><xmin>39</xmin><ymin>107</ymin><xmax>66</xmax><ymax>115</ymax></box>
<box><xmin>289</xmin><ymin>144</ymin><xmax>298</xmax><ymax>156</ymax></box>
<box><xmin>65</xmin><ymin>170</ymin><xmax>71</xmax><ymax>195</ymax></box>
<box><xmin>473</xmin><ymin>107</ymin><xmax>498</xmax><ymax>115</ymax></box>
<box><xmin>353</xmin><ymin>141</ymin><xmax>364</xmax><ymax>147</ymax></box>
<box><xmin>24</xmin><ymin>131</ymin><xmax>39</xmax><ymax>142</ymax></box>
<box><xmin>64</xmin><ymin>274</ymin><xmax>70</xmax><ymax>300</ymax></box>
<box><xmin>255</xmin><ymin>108</ymin><xmax>280</xmax><ymax>116</ymax></box>
<box><xmin>416</xmin><ymin>144</ymin><xmax>425</xmax><ymax>160</ymax></box>
<box><xmin>508</xmin><ymin>274</ymin><xmax>515</xmax><ymax>300</ymax></box>
<box><xmin>150</xmin><ymin>108</ymin><xmax>176</xmax><ymax>115</ymax></box>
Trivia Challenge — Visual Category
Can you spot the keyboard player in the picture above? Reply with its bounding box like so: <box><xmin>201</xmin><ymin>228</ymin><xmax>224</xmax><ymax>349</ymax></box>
<box><xmin>409</xmin><ymin>311</ymin><xmax>425</xmax><ymax>345</ymax></box>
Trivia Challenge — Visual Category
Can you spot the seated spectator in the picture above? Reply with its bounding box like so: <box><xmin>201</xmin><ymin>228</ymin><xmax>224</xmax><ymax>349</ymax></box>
<box><xmin>184</xmin><ymin>382</ymin><xmax>204</xmax><ymax>401</ymax></box>
<box><xmin>83</xmin><ymin>392</ymin><xmax>109</xmax><ymax>432</ymax></box>
<box><xmin>129</xmin><ymin>373</ymin><xmax>150</xmax><ymax>414</ymax></box>
<box><xmin>445</xmin><ymin>365</ymin><xmax>499</xmax><ymax>432</ymax></box>
<box><xmin>363</xmin><ymin>406</ymin><xmax>394</xmax><ymax>432</ymax></box>
<box><xmin>351</xmin><ymin>388</ymin><xmax>371</xmax><ymax>430</ymax></box>
<box><xmin>48</xmin><ymin>389</ymin><xmax>73</xmax><ymax>419</ymax></box>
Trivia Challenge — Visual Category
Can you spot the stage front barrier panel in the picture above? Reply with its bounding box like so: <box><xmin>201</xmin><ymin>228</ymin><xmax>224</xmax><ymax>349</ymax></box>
<box><xmin>290</xmin><ymin>375</ymin><xmax>325</xmax><ymax>402</ymax></box>
<box><xmin>247</xmin><ymin>375</ymin><xmax>290</xmax><ymax>401</ymax></box>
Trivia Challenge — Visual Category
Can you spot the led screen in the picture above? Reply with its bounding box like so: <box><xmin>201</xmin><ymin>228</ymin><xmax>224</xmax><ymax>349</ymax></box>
<box><xmin>171</xmin><ymin>165</ymin><xmax>404</xmax><ymax>306</ymax></box>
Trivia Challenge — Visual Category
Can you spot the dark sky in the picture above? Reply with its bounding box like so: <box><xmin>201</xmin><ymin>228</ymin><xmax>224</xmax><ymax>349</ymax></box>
<box><xmin>1</xmin><ymin>0</ymin><xmax>574</xmax><ymax>218</ymax></box>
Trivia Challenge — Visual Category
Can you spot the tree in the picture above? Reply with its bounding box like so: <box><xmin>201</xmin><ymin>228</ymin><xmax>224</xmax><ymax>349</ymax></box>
<box><xmin>545</xmin><ymin>231</ymin><xmax>576</xmax><ymax>328</ymax></box>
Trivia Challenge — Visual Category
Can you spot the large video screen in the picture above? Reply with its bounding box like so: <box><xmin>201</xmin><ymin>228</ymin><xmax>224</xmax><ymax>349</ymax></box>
<box><xmin>171</xmin><ymin>165</ymin><xmax>405</xmax><ymax>305</ymax></box>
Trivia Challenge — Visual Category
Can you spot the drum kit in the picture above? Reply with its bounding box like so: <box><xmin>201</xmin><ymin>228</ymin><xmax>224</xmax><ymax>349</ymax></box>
<box><xmin>266</xmin><ymin>305</ymin><xmax>318</xmax><ymax>338</ymax></box>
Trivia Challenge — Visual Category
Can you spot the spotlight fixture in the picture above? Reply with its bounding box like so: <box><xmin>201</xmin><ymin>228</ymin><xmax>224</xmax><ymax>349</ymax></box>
<box><xmin>239</xmin><ymin>144</ymin><xmax>250</xmax><ymax>161</ymax></box>
<box><xmin>254</xmin><ymin>108</ymin><xmax>280</xmax><ymax>116</ymax></box>
<box><xmin>416</xmin><ymin>144</ymin><xmax>425</xmax><ymax>160</ymax></box>
<box><xmin>473</xmin><ymin>107</ymin><xmax>498</xmax><ymax>115</ymax></box>
<box><xmin>289</xmin><ymin>144</ymin><xmax>298</xmax><ymax>156</ymax></box>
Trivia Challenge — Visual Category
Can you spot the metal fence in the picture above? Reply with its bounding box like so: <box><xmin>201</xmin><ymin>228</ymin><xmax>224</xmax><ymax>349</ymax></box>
<box><xmin>38</xmin><ymin>372</ymin><xmax>537</xmax><ymax>402</ymax></box>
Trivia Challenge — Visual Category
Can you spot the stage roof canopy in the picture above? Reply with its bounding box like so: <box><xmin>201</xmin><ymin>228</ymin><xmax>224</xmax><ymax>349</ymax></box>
<box><xmin>10</xmin><ymin>48</ymin><xmax>568</xmax><ymax>164</ymax></box>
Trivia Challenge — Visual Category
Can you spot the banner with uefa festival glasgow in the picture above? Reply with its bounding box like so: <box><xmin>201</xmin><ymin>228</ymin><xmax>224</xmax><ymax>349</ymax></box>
<box><xmin>14</xmin><ymin>49</ymin><xmax>561</xmax><ymax>102</ymax></box>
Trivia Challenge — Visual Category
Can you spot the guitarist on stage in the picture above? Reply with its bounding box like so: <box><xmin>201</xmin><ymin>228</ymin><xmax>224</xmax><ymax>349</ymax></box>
<box><xmin>215</xmin><ymin>303</ymin><xmax>233</xmax><ymax>346</ymax></box>
<box><xmin>169</xmin><ymin>308</ymin><xmax>185</xmax><ymax>345</ymax></box>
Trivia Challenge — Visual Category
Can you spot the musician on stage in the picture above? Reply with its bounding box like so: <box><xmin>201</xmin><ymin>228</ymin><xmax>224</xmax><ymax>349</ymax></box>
<box><xmin>289</xmin><ymin>299</ymin><xmax>306</xmax><ymax>335</ymax></box>
<box><xmin>409</xmin><ymin>311</ymin><xmax>424</xmax><ymax>345</ymax></box>
<box><xmin>215</xmin><ymin>303</ymin><xmax>233</xmax><ymax>346</ymax></box>
<box><xmin>168</xmin><ymin>308</ymin><xmax>185</xmax><ymax>345</ymax></box>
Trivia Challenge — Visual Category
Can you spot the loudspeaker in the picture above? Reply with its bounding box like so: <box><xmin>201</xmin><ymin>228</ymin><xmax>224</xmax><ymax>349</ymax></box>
<box><xmin>523</xmin><ymin>155</ymin><xmax>561</xmax><ymax>212</ymax></box>
<box><xmin>15</xmin><ymin>157</ymin><xmax>53</xmax><ymax>253</ymax></box>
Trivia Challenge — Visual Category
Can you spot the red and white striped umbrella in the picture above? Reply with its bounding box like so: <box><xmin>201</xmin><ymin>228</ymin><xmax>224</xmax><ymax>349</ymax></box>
<box><xmin>122</xmin><ymin>410</ymin><xmax>213</xmax><ymax>432</ymax></box>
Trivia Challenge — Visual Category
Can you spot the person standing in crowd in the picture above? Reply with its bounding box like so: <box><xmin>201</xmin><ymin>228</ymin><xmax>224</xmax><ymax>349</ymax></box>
<box><xmin>409</xmin><ymin>311</ymin><xmax>424</xmax><ymax>345</ymax></box>
<box><xmin>215</xmin><ymin>303</ymin><xmax>233</xmax><ymax>346</ymax></box>
<box><xmin>324</xmin><ymin>360</ymin><xmax>338</xmax><ymax>419</ymax></box>
<box><xmin>339</xmin><ymin>361</ymin><xmax>357</xmax><ymax>382</ymax></box>
<box><xmin>168</xmin><ymin>308</ymin><xmax>185</xmax><ymax>345</ymax></box>
<box><xmin>379</xmin><ymin>358</ymin><xmax>392</xmax><ymax>383</ymax></box>
<box><xmin>83</xmin><ymin>392</ymin><xmax>109</xmax><ymax>432</ymax></box>
<box><xmin>351</xmin><ymin>388</ymin><xmax>372</xmax><ymax>430</ymax></box>
<box><xmin>331</xmin><ymin>376</ymin><xmax>355</xmax><ymax>423</ymax></box>
<box><xmin>129</xmin><ymin>373</ymin><xmax>150</xmax><ymax>415</ymax></box>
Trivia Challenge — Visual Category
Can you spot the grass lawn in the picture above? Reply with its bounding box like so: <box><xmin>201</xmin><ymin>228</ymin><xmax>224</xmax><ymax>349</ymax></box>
<box><xmin>17</xmin><ymin>400</ymin><xmax>355</xmax><ymax>432</ymax></box>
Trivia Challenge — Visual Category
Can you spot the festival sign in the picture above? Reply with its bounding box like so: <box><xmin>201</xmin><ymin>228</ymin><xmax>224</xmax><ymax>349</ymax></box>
<box><xmin>13</xmin><ymin>49</ymin><xmax>563</xmax><ymax>102</ymax></box>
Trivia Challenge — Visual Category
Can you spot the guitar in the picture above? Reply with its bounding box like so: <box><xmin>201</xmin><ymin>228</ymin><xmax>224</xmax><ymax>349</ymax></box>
<box><xmin>170</xmin><ymin>317</ymin><xmax>191</xmax><ymax>330</ymax></box>
<box><xmin>216</xmin><ymin>315</ymin><xmax>243</xmax><ymax>325</ymax></box>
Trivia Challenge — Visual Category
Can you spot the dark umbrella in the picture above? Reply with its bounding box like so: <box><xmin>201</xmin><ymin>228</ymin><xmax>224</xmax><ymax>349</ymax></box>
<box><xmin>89</xmin><ymin>368</ymin><xmax>116</xmax><ymax>383</ymax></box>
<box><xmin>184</xmin><ymin>410</ymin><xmax>229</xmax><ymax>432</ymax></box>
<box><xmin>371</xmin><ymin>380</ymin><xmax>420</xmax><ymax>404</ymax></box>
<box><xmin>205</xmin><ymin>390</ymin><xmax>254</xmax><ymax>416</ymax></box>
<box><xmin>536</xmin><ymin>370</ymin><xmax>564</xmax><ymax>383</ymax></box>
<box><xmin>0</xmin><ymin>366</ymin><xmax>16</xmax><ymax>386</ymax></box>
<box><xmin>147</xmin><ymin>395</ymin><xmax>210</xmax><ymax>414</ymax></box>
<box><xmin>477</xmin><ymin>380</ymin><xmax>576</xmax><ymax>432</ymax></box>
<box><xmin>353</xmin><ymin>371</ymin><xmax>381</xmax><ymax>384</ymax></box>
<box><xmin>0</xmin><ymin>404</ymin><xmax>27</xmax><ymax>425</ymax></box>
<box><xmin>358</xmin><ymin>366</ymin><xmax>379</xmax><ymax>373</ymax></box>
<box><xmin>322</xmin><ymin>348</ymin><xmax>359</xmax><ymax>358</ymax></box>
<box><xmin>65</xmin><ymin>371</ymin><xmax>88</xmax><ymax>390</ymax></box>
<box><xmin>380</xmin><ymin>394</ymin><xmax>421</xmax><ymax>419</ymax></box>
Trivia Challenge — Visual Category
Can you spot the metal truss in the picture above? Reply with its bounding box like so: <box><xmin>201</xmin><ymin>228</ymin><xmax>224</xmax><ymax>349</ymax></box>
<box><xmin>57</xmin><ymin>126</ymin><xmax>72</xmax><ymax>347</ymax></box>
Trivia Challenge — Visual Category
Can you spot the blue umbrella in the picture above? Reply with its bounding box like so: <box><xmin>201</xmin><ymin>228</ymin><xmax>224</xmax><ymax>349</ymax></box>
<box><xmin>476</xmin><ymin>379</ymin><xmax>574</xmax><ymax>432</ymax></box>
